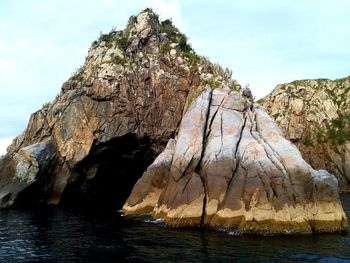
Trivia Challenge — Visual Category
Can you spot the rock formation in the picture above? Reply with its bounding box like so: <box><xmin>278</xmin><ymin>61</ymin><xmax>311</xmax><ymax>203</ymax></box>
<box><xmin>261</xmin><ymin>77</ymin><xmax>350</xmax><ymax>190</ymax></box>
<box><xmin>123</xmin><ymin>87</ymin><xmax>348</xmax><ymax>234</ymax></box>
<box><xmin>0</xmin><ymin>8</ymin><xmax>348</xmax><ymax>235</ymax></box>
<box><xmin>0</xmin><ymin>9</ymin><xmax>239</xmax><ymax>208</ymax></box>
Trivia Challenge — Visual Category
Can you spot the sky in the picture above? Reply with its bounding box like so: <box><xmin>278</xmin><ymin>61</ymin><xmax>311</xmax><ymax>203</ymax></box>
<box><xmin>0</xmin><ymin>0</ymin><xmax>349</xmax><ymax>155</ymax></box>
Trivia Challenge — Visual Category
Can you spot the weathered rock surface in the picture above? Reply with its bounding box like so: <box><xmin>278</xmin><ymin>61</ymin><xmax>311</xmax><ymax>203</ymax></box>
<box><xmin>0</xmin><ymin>8</ymin><xmax>348</xmax><ymax>235</ymax></box>
<box><xmin>124</xmin><ymin>87</ymin><xmax>348</xmax><ymax>234</ymax></box>
<box><xmin>261</xmin><ymin>77</ymin><xmax>350</xmax><ymax>189</ymax></box>
<box><xmin>0</xmin><ymin>9</ymin><xmax>239</xmax><ymax>208</ymax></box>
<box><xmin>0</xmin><ymin>141</ymin><xmax>56</xmax><ymax>207</ymax></box>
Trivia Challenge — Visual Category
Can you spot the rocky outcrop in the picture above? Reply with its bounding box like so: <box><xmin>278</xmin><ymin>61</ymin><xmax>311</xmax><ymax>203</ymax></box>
<box><xmin>0</xmin><ymin>8</ymin><xmax>348</xmax><ymax>235</ymax></box>
<box><xmin>261</xmin><ymin>77</ymin><xmax>350</xmax><ymax>189</ymax></box>
<box><xmin>123</xmin><ymin>87</ymin><xmax>348</xmax><ymax>235</ymax></box>
<box><xmin>0</xmin><ymin>141</ymin><xmax>55</xmax><ymax>207</ymax></box>
<box><xmin>0</xmin><ymin>9</ymin><xmax>239</xmax><ymax>208</ymax></box>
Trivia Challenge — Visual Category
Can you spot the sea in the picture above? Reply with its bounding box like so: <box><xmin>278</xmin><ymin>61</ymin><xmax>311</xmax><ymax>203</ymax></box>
<box><xmin>1</xmin><ymin>195</ymin><xmax>350</xmax><ymax>262</ymax></box>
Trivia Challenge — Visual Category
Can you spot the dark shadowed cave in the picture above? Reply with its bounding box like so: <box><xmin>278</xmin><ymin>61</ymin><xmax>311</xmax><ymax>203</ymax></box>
<box><xmin>59</xmin><ymin>134</ymin><xmax>159</xmax><ymax>210</ymax></box>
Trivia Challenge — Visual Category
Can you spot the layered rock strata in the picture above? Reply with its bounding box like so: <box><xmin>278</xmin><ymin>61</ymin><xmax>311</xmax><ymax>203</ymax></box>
<box><xmin>261</xmin><ymin>77</ymin><xmax>350</xmax><ymax>189</ymax></box>
<box><xmin>124</xmin><ymin>87</ymin><xmax>348</xmax><ymax>234</ymax></box>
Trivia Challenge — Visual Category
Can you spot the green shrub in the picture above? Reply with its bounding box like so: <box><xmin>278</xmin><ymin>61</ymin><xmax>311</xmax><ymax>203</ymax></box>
<box><xmin>178</xmin><ymin>34</ymin><xmax>192</xmax><ymax>53</ymax></box>
<box><xmin>302</xmin><ymin>131</ymin><xmax>313</xmax><ymax>146</ymax></box>
<box><xmin>182</xmin><ymin>50</ymin><xmax>200</xmax><ymax>66</ymax></box>
<box><xmin>116</xmin><ymin>35</ymin><xmax>129</xmax><ymax>52</ymax></box>
<box><xmin>95</xmin><ymin>29</ymin><xmax>129</xmax><ymax>51</ymax></box>
<box><xmin>160</xmin><ymin>19</ymin><xmax>192</xmax><ymax>54</ymax></box>
<box><xmin>160</xmin><ymin>41</ymin><xmax>171</xmax><ymax>54</ymax></box>
<box><xmin>160</xmin><ymin>19</ymin><xmax>178</xmax><ymax>42</ymax></box>
<box><xmin>316</xmin><ymin>128</ymin><xmax>326</xmax><ymax>143</ymax></box>
<box><xmin>205</xmin><ymin>79</ymin><xmax>221</xmax><ymax>89</ymax></box>
<box><xmin>42</xmin><ymin>102</ymin><xmax>52</xmax><ymax>109</ymax></box>
<box><xmin>327</xmin><ymin>115</ymin><xmax>350</xmax><ymax>145</ymax></box>
<box><xmin>112</xmin><ymin>54</ymin><xmax>127</xmax><ymax>65</ymax></box>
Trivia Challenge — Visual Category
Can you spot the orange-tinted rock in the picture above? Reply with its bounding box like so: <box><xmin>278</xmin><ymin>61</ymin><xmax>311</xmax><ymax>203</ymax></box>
<box><xmin>0</xmin><ymin>9</ymin><xmax>240</xmax><ymax>208</ymax></box>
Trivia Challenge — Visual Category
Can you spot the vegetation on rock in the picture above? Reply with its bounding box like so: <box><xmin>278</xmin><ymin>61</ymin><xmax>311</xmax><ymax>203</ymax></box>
<box><xmin>0</xmin><ymin>8</ymin><xmax>241</xmax><ymax>210</ymax></box>
<box><xmin>261</xmin><ymin>76</ymin><xmax>350</xmax><ymax>188</ymax></box>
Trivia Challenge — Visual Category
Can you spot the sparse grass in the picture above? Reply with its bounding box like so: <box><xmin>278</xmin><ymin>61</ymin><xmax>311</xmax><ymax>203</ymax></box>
<box><xmin>303</xmin><ymin>115</ymin><xmax>350</xmax><ymax>146</ymax></box>
<box><xmin>115</xmin><ymin>34</ymin><xmax>129</xmax><ymax>52</ymax></box>
<box><xmin>114</xmin><ymin>56</ymin><xmax>127</xmax><ymax>65</ymax></box>
<box><xmin>160</xmin><ymin>41</ymin><xmax>171</xmax><ymax>54</ymax></box>
<box><xmin>42</xmin><ymin>102</ymin><xmax>52</xmax><ymax>109</ymax></box>
<box><xmin>198</xmin><ymin>56</ymin><xmax>233</xmax><ymax>81</ymax></box>
<box><xmin>302</xmin><ymin>131</ymin><xmax>313</xmax><ymax>146</ymax></box>
<box><xmin>291</xmin><ymin>80</ymin><xmax>305</xmax><ymax>86</ymax></box>
<box><xmin>327</xmin><ymin>115</ymin><xmax>350</xmax><ymax>145</ymax></box>
<box><xmin>70</xmin><ymin>66</ymin><xmax>83</xmax><ymax>80</ymax></box>
<box><xmin>205</xmin><ymin>78</ymin><xmax>221</xmax><ymax>89</ymax></box>
<box><xmin>316</xmin><ymin>128</ymin><xmax>326</xmax><ymax>143</ymax></box>
<box><xmin>160</xmin><ymin>19</ymin><xmax>178</xmax><ymax>42</ymax></box>
<box><xmin>160</xmin><ymin>18</ymin><xmax>193</xmax><ymax>56</ymax></box>
<box><xmin>92</xmin><ymin>29</ymin><xmax>129</xmax><ymax>51</ymax></box>
<box><xmin>182</xmin><ymin>51</ymin><xmax>200</xmax><ymax>66</ymax></box>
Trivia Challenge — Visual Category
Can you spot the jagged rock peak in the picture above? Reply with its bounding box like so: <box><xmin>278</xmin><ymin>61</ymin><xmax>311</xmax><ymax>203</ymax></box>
<box><xmin>260</xmin><ymin>76</ymin><xmax>350</xmax><ymax>189</ymax></box>
<box><xmin>0</xmin><ymin>9</ymin><xmax>240</xmax><ymax>209</ymax></box>
<box><xmin>65</xmin><ymin>8</ymin><xmax>241</xmax><ymax>104</ymax></box>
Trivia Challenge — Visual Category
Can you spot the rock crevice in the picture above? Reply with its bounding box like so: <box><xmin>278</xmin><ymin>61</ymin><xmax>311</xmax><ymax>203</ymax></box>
<box><xmin>0</xmin><ymin>9</ymin><xmax>240</xmax><ymax>208</ymax></box>
<box><xmin>123</xmin><ymin>87</ymin><xmax>348</xmax><ymax>235</ymax></box>
<box><xmin>261</xmin><ymin>77</ymin><xmax>350</xmax><ymax>189</ymax></box>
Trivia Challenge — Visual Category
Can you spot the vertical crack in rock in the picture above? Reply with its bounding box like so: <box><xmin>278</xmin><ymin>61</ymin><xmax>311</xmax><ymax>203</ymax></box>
<box><xmin>225</xmin><ymin>114</ymin><xmax>247</xmax><ymax>194</ymax></box>
<box><xmin>194</xmin><ymin>89</ymin><xmax>213</xmax><ymax>227</ymax></box>
<box><xmin>0</xmin><ymin>7</ymin><xmax>345</xmax><ymax>235</ymax></box>
<box><xmin>123</xmin><ymin>87</ymin><xmax>348</xmax><ymax>234</ymax></box>
<box><xmin>0</xmin><ymin>9</ymin><xmax>246</xmax><ymax>210</ymax></box>
<box><xmin>205</xmin><ymin>93</ymin><xmax>227</xmax><ymax>140</ymax></box>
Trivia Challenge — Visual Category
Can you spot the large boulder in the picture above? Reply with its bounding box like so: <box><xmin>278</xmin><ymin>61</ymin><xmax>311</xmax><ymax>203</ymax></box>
<box><xmin>123</xmin><ymin>87</ymin><xmax>348</xmax><ymax>234</ymax></box>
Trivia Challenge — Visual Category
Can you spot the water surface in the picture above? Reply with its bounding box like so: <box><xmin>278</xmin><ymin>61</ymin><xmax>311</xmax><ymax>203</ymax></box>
<box><xmin>1</xmin><ymin>195</ymin><xmax>350</xmax><ymax>262</ymax></box>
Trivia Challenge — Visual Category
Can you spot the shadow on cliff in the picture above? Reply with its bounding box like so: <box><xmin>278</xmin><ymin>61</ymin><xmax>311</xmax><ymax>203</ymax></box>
<box><xmin>58</xmin><ymin>134</ymin><xmax>157</xmax><ymax>210</ymax></box>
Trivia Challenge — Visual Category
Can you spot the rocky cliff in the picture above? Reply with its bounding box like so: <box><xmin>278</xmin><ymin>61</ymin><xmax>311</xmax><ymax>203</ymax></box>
<box><xmin>0</xmin><ymin>9</ymin><xmax>347</xmax><ymax>235</ymax></box>
<box><xmin>261</xmin><ymin>77</ymin><xmax>350</xmax><ymax>190</ymax></box>
<box><xmin>123</xmin><ymin>87</ymin><xmax>348</xmax><ymax>234</ymax></box>
<box><xmin>0</xmin><ymin>9</ymin><xmax>239</xmax><ymax>208</ymax></box>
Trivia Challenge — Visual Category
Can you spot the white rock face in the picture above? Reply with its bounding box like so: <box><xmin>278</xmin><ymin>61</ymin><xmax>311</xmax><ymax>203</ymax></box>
<box><xmin>124</xmin><ymin>88</ymin><xmax>348</xmax><ymax>235</ymax></box>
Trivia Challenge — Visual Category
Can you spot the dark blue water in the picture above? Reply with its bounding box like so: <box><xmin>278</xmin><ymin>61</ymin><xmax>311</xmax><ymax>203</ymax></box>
<box><xmin>1</xmin><ymin>195</ymin><xmax>350</xmax><ymax>262</ymax></box>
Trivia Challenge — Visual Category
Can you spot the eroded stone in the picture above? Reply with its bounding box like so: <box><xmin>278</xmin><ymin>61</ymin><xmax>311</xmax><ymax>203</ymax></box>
<box><xmin>123</xmin><ymin>88</ymin><xmax>348</xmax><ymax>234</ymax></box>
